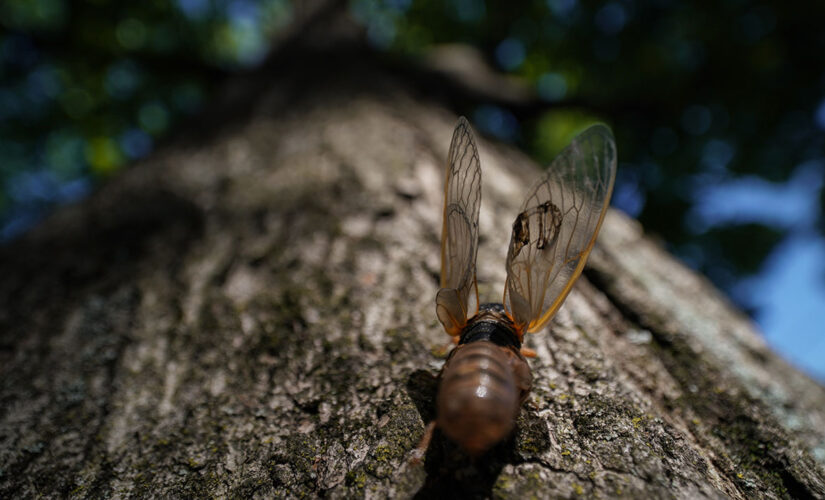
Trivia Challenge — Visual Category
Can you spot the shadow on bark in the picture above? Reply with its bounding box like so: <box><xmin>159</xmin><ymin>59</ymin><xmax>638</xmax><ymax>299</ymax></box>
<box><xmin>1</xmin><ymin>187</ymin><xmax>204</xmax><ymax>331</ymax></box>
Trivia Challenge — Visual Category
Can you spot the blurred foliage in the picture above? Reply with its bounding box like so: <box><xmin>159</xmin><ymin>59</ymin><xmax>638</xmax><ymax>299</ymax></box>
<box><xmin>0</xmin><ymin>0</ymin><xmax>292</xmax><ymax>237</ymax></box>
<box><xmin>351</xmin><ymin>0</ymin><xmax>825</xmax><ymax>308</ymax></box>
<box><xmin>2</xmin><ymin>0</ymin><xmax>824</xmax><ymax>317</ymax></box>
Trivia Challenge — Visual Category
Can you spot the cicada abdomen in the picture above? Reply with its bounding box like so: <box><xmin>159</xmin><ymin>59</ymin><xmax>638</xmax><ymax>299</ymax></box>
<box><xmin>436</xmin><ymin>303</ymin><xmax>532</xmax><ymax>456</ymax></box>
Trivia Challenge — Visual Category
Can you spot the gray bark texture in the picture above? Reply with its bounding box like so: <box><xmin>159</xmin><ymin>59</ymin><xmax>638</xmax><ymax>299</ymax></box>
<box><xmin>2</xmin><ymin>46</ymin><xmax>825</xmax><ymax>499</ymax></box>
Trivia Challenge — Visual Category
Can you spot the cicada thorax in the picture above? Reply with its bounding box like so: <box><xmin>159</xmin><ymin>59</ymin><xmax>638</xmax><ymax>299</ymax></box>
<box><xmin>436</xmin><ymin>303</ymin><xmax>533</xmax><ymax>457</ymax></box>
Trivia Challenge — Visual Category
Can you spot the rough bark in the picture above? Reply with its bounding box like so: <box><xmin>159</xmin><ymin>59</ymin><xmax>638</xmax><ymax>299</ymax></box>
<box><xmin>1</xmin><ymin>47</ymin><xmax>825</xmax><ymax>499</ymax></box>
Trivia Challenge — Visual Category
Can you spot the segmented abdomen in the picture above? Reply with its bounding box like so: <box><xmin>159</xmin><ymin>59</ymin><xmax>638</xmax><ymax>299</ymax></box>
<box><xmin>436</xmin><ymin>340</ymin><xmax>526</xmax><ymax>456</ymax></box>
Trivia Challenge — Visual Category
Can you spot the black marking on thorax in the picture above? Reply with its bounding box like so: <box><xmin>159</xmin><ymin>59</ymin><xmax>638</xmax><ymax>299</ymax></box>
<box><xmin>458</xmin><ymin>303</ymin><xmax>521</xmax><ymax>349</ymax></box>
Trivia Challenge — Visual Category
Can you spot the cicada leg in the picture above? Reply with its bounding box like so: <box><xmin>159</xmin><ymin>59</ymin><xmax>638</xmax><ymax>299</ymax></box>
<box><xmin>432</xmin><ymin>335</ymin><xmax>460</xmax><ymax>358</ymax></box>
<box><xmin>410</xmin><ymin>421</ymin><xmax>437</xmax><ymax>464</ymax></box>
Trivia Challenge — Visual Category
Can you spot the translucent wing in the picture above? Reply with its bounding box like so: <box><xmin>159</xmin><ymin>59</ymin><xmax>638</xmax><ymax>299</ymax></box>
<box><xmin>436</xmin><ymin>117</ymin><xmax>481</xmax><ymax>336</ymax></box>
<box><xmin>503</xmin><ymin>124</ymin><xmax>616</xmax><ymax>334</ymax></box>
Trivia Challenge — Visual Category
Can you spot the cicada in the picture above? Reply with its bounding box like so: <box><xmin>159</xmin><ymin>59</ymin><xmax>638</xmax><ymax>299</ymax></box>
<box><xmin>420</xmin><ymin>117</ymin><xmax>616</xmax><ymax>457</ymax></box>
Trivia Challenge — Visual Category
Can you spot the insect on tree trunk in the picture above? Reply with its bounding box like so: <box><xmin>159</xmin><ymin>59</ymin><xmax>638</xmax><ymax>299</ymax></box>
<box><xmin>1</xmin><ymin>37</ymin><xmax>825</xmax><ymax>499</ymax></box>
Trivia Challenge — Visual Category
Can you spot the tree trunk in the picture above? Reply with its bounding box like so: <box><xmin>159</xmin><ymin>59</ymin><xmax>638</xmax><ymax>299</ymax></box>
<box><xmin>2</xmin><ymin>45</ymin><xmax>824</xmax><ymax>499</ymax></box>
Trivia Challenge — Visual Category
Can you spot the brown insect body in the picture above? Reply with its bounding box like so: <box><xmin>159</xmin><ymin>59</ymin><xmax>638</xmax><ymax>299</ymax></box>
<box><xmin>425</xmin><ymin>117</ymin><xmax>616</xmax><ymax>459</ymax></box>
<box><xmin>436</xmin><ymin>303</ymin><xmax>532</xmax><ymax>457</ymax></box>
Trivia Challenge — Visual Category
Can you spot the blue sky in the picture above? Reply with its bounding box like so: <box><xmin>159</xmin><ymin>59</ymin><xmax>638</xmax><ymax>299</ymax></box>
<box><xmin>689</xmin><ymin>160</ymin><xmax>825</xmax><ymax>380</ymax></box>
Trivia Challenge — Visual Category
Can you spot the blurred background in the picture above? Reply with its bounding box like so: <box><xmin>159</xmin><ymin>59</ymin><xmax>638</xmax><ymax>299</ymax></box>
<box><xmin>1</xmin><ymin>0</ymin><xmax>823</xmax><ymax>380</ymax></box>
